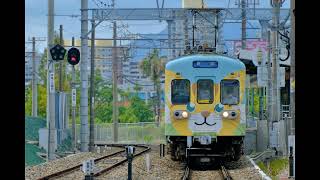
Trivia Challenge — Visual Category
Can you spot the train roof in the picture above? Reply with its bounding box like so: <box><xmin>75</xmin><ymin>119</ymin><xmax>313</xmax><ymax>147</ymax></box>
<box><xmin>165</xmin><ymin>54</ymin><xmax>246</xmax><ymax>82</ymax></box>
<box><xmin>166</xmin><ymin>54</ymin><xmax>245</xmax><ymax>70</ymax></box>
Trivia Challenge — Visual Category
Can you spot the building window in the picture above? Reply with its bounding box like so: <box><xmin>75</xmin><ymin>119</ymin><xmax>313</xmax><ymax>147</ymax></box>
<box><xmin>235</xmin><ymin>0</ymin><xmax>259</xmax><ymax>6</ymax></box>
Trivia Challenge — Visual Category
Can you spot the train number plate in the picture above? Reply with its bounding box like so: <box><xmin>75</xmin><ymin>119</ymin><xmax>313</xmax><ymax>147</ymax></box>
<box><xmin>199</xmin><ymin>136</ymin><xmax>211</xmax><ymax>145</ymax></box>
<box><xmin>200</xmin><ymin>157</ymin><xmax>211</xmax><ymax>162</ymax></box>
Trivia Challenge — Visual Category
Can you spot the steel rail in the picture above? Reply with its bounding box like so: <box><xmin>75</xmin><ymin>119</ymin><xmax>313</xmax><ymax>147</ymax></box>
<box><xmin>181</xmin><ymin>165</ymin><xmax>191</xmax><ymax>180</ymax></box>
<box><xmin>37</xmin><ymin>147</ymin><xmax>126</xmax><ymax>180</ymax></box>
<box><xmin>93</xmin><ymin>145</ymin><xmax>151</xmax><ymax>177</ymax></box>
<box><xmin>220</xmin><ymin>165</ymin><xmax>233</xmax><ymax>180</ymax></box>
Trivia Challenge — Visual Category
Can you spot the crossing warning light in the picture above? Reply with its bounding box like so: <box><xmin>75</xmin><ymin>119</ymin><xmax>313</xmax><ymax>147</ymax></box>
<box><xmin>67</xmin><ymin>47</ymin><xmax>80</xmax><ymax>65</ymax></box>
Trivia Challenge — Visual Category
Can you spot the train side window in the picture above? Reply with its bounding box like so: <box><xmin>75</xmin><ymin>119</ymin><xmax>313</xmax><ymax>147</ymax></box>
<box><xmin>221</xmin><ymin>80</ymin><xmax>240</xmax><ymax>105</ymax></box>
<box><xmin>197</xmin><ymin>79</ymin><xmax>213</xmax><ymax>104</ymax></box>
<box><xmin>171</xmin><ymin>79</ymin><xmax>190</xmax><ymax>104</ymax></box>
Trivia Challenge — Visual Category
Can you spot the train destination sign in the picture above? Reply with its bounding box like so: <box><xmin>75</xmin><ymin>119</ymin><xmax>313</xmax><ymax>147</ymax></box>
<box><xmin>193</xmin><ymin>61</ymin><xmax>218</xmax><ymax>68</ymax></box>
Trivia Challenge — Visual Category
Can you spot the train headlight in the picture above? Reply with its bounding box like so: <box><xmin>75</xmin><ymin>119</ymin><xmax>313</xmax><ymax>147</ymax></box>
<box><xmin>222</xmin><ymin>111</ymin><xmax>238</xmax><ymax>119</ymax></box>
<box><xmin>182</xmin><ymin>111</ymin><xmax>188</xmax><ymax>118</ymax></box>
<box><xmin>173</xmin><ymin>110</ymin><xmax>189</xmax><ymax>119</ymax></box>
<box><xmin>222</xmin><ymin>111</ymin><xmax>229</xmax><ymax>118</ymax></box>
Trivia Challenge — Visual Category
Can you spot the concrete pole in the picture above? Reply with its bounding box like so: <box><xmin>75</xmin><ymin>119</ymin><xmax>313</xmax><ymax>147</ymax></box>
<box><xmin>271</xmin><ymin>0</ymin><xmax>280</xmax><ymax>124</ymax></box>
<box><xmin>183</xmin><ymin>13</ymin><xmax>189</xmax><ymax>51</ymax></box>
<box><xmin>112</xmin><ymin>21</ymin><xmax>119</xmax><ymax>142</ymax></box>
<box><xmin>47</xmin><ymin>0</ymin><xmax>56</xmax><ymax>161</ymax></box>
<box><xmin>241</xmin><ymin>0</ymin><xmax>249</xmax><ymax>122</ymax></box>
<box><xmin>59</xmin><ymin>25</ymin><xmax>63</xmax><ymax>92</ymax></box>
<box><xmin>290</xmin><ymin>0</ymin><xmax>295</xmax><ymax>135</ymax></box>
<box><xmin>217</xmin><ymin>10</ymin><xmax>224</xmax><ymax>52</ymax></box>
<box><xmin>32</xmin><ymin>37</ymin><xmax>38</xmax><ymax>117</ymax></box>
<box><xmin>89</xmin><ymin>20</ymin><xmax>95</xmax><ymax>152</ymax></box>
<box><xmin>80</xmin><ymin>0</ymin><xmax>89</xmax><ymax>152</ymax></box>
<box><xmin>167</xmin><ymin>20</ymin><xmax>172</xmax><ymax>59</ymax></box>
<box><xmin>266</xmin><ymin>30</ymin><xmax>272</xmax><ymax>148</ymax></box>
<box><xmin>71</xmin><ymin>37</ymin><xmax>76</xmax><ymax>152</ymax></box>
<box><xmin>241</xmin><ymin>0</ymin><xmax>246</xmax><ymax>49</ymax></box>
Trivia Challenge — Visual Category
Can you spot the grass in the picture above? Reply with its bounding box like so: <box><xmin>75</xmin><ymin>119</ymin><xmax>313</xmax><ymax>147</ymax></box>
<box><xmin>25</xmin><ymin>116</ymin><xmax>47</xmax><ymax>167</ymax></box>
<box><xmin>25</xmin><ymin>143</ymin><xmax>46</xmax><ymax>167</ymax></box>
<box><xmin>257</xmin><ymin>157</ymin><xmax>289</xmax><ymax>180</ymax></box>
<box><xmin>25</xmin><ymin>116</ymin><xmax>46</xmax><ymax>141</ymax></box>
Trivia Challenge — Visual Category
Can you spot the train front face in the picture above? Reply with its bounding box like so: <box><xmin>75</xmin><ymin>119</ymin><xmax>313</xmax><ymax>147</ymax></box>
<box><xmin>165</xmin><ymin>54</ymin><xmax>246</xmax><ymax>164</ymax></box>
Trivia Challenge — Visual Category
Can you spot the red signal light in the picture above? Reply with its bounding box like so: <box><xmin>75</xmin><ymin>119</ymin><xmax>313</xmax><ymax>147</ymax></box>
<box><xmin>71</xmin><ymin>56</ymin><xmax>76</xmax><ymax>61</ymax></box>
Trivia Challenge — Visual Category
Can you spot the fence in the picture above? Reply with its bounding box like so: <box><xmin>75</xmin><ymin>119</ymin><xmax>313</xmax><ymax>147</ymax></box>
<box><xmin>72</xmin><ymin>122</ymin><xmax>166</xmax><ymax>145</ymax></box>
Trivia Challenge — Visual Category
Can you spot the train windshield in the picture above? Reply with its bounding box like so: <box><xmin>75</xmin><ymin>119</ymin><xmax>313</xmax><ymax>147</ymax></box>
<box><xmin>197</xmin><ymin>79</ymin><xmax>213</xmax><ymax>104</ymax></box>
<box><xmin>221</xmin><ymin>80</ymin><xmax>240</xmax><ymax>105</ymax></box>
<box><xmin>171</xmin><ymin>79</ymin><xmax>190</xmax><ymax>104</ymax></box>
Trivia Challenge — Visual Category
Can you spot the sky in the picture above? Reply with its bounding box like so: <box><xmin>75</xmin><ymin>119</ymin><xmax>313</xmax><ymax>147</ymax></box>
<box><xmin>25</xmin><ymin>0</ymin><xmax>291</xmax><ymax>53</ymax></box>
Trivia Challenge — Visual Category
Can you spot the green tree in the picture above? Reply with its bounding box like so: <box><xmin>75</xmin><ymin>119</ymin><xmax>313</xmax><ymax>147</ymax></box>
<box><xmin>119</xmin><ymin>95</ymin><xmax>153</xmax><ymax>123</ymax></box>
<box><xmin>139</xmin><ymin>49</ymin><xmax>165</xmax><ymax>126</ymax></box>
<box><xmin>94</xmin><ymin>70</ymin><xmax>113</xmax><ymax>123</ymax></box>
<box><xmin>25</xmin><ymin>84</ymin><xmax>47</xmax><ymax>118</ymax></box>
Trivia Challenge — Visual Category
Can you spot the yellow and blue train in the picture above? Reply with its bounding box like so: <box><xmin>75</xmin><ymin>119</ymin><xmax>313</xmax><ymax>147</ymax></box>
<box><xmin>164</xmin><ymin>53</ymin><xmax>246</xmax><ymax>165</ymax></box>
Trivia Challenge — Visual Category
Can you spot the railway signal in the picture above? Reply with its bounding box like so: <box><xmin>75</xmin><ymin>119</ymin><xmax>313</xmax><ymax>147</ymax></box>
<box><xmin>50</xmin><ymin>44</ymin><xmax>66</xmax><ymax>61</ymax></box>
<box><xmin>67</xmin><ymin>47</ymin><xmax>81</xmax><ymax>65</ymax></box>
<box><xmin>126</xmin><ymin>146</ymin><xmax>135</xmax><ymax>180</ymax></box>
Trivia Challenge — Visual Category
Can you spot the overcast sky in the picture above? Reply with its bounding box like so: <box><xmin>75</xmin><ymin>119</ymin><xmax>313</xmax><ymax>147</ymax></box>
<box><xmin>25</xmin><ymin>0</ymin><xmax>290</xmax><ymax>52</ymax></box>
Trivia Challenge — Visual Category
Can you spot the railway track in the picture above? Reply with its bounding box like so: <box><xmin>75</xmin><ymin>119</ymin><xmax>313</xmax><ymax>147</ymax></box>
<box><xmin>37</xmin><ymin>145</ymin><xmax>150</xmax><ymax>180</ymax></box>
<box><xmin>220</xmin><ymin>165</ymin><xmax>233</xmax><ymax>180</ymax></box>
<box><xmin>181</xmin><ymin>165</ymin><xmax>190</xmax><ymax>180</ymax></box>
<box><xmin>181</xmin><ymin>164</ymin><xmax>233</xmax><ymax>180</ymax></box>
<box><xmin>93</xmin><ymin>145</ymin><xmax>150</xmax><ymax>178</ymax></box>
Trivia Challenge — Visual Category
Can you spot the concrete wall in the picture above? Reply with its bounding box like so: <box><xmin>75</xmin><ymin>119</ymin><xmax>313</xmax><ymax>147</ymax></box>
<box><xmin>257</xmin><ymin>120</ymin><xmax>268</xmax><ymax>152</ymax></box>
<box><xmin>278</xmin><ymin>120</ymin><xmax>288</xmax><ymax>156</ymax></box>
<box><xmin>244</xmin><ymin>129</ymin><xmax>257</xmax><ymax>154</ymax></box>
<box><xmin>39</xmin><ymin>128</ymin><xmax>57</xmax><ymax>151</ymax></box>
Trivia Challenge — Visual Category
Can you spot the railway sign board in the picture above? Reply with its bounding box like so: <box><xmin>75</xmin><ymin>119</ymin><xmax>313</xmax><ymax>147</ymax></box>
<box><xmin>72</xmin><ymin>89</ymin><xmax>76</xmax><ymax>107</ymax></box>
<box><xmin>82</xmin><ymin>159</ymin><xmax>95</xmax><ymax>175</ymax></box>
<box><xmin>49</xmin><ymin>73</ymin><xmax>55</xmax><ymax>93</ymax></box>
<box><xmin>50</xmin><ymin>44</ymin><xmax>66</xmax><ymax>61</ymax></box>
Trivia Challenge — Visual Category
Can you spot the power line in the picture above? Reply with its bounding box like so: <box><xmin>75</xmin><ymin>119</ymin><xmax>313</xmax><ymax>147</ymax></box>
<box><xmin>122</xmin><ymin>76</ymin><xmax>154</xmax><ymax>86</ymax></box>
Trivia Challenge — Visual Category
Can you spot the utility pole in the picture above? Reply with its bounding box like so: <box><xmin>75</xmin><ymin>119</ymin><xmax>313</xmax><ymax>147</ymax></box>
<box><xmin>241</xmin><ymin>0</ymin><xmax>246</xmax><ymax>49</ymax></box>
<box><xmin>80</xmin><ymin>0</ymin><xmax>89</xmax><ymax>152</ymax></box>
<box><xmin>112</xmin><ymin>0</ymin><xmax>118</xmax><ymax>143</ymax></box>
<box><xmin>266</xmin><ymin>30</ymin><xmax>272</xmax><ymax>148</ymax></box>
<box><xmin>47</xmin><ymin>0</ymin><xmax>56</xmax><ymax>161</ymax></box>
<box><xmin>112</xmin><ymin>20</ymin><xmax>119</xmax><ymax>143</ymax></box>
<box><xmin>32</xmin><ymin>37</ymin><xmax>37</xmax><ymax>117</ymax></box>
<box><xmin>289</xmin><ymin>1</ymin><xmax>295</xmax><ymax>175</ymax></box>
<box><xmin>29</xmin><ymin>37</ymin><xmax>45</xmax><ymax>117</ymax></box>
<box><xmin>71</xmin><ymin>37</ymin><xmax>76</xmax><ymax>152</ymax></box>
<box><xmin>241</xmin><ymin>0</ymin><xmax>249</xmax><ymax>125</ymax></box>
<box><xmin>290</xmin><ymin>0</ymin><xmax>295</xmax><ymax>136</ymax></box>
<box><xmin>89</xmin><ymin>20</ymin><xmax>95</xmax><ymax>152</ymax></box>
<box><xmin>59</xmin><ymin>25</ymin><xmax>63</xmax><ymax>91</ymax></box>
<box><xmin>271</xmin><ymin>0</ymin><xmax>280</xmax><ymax>124</ymax></box>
